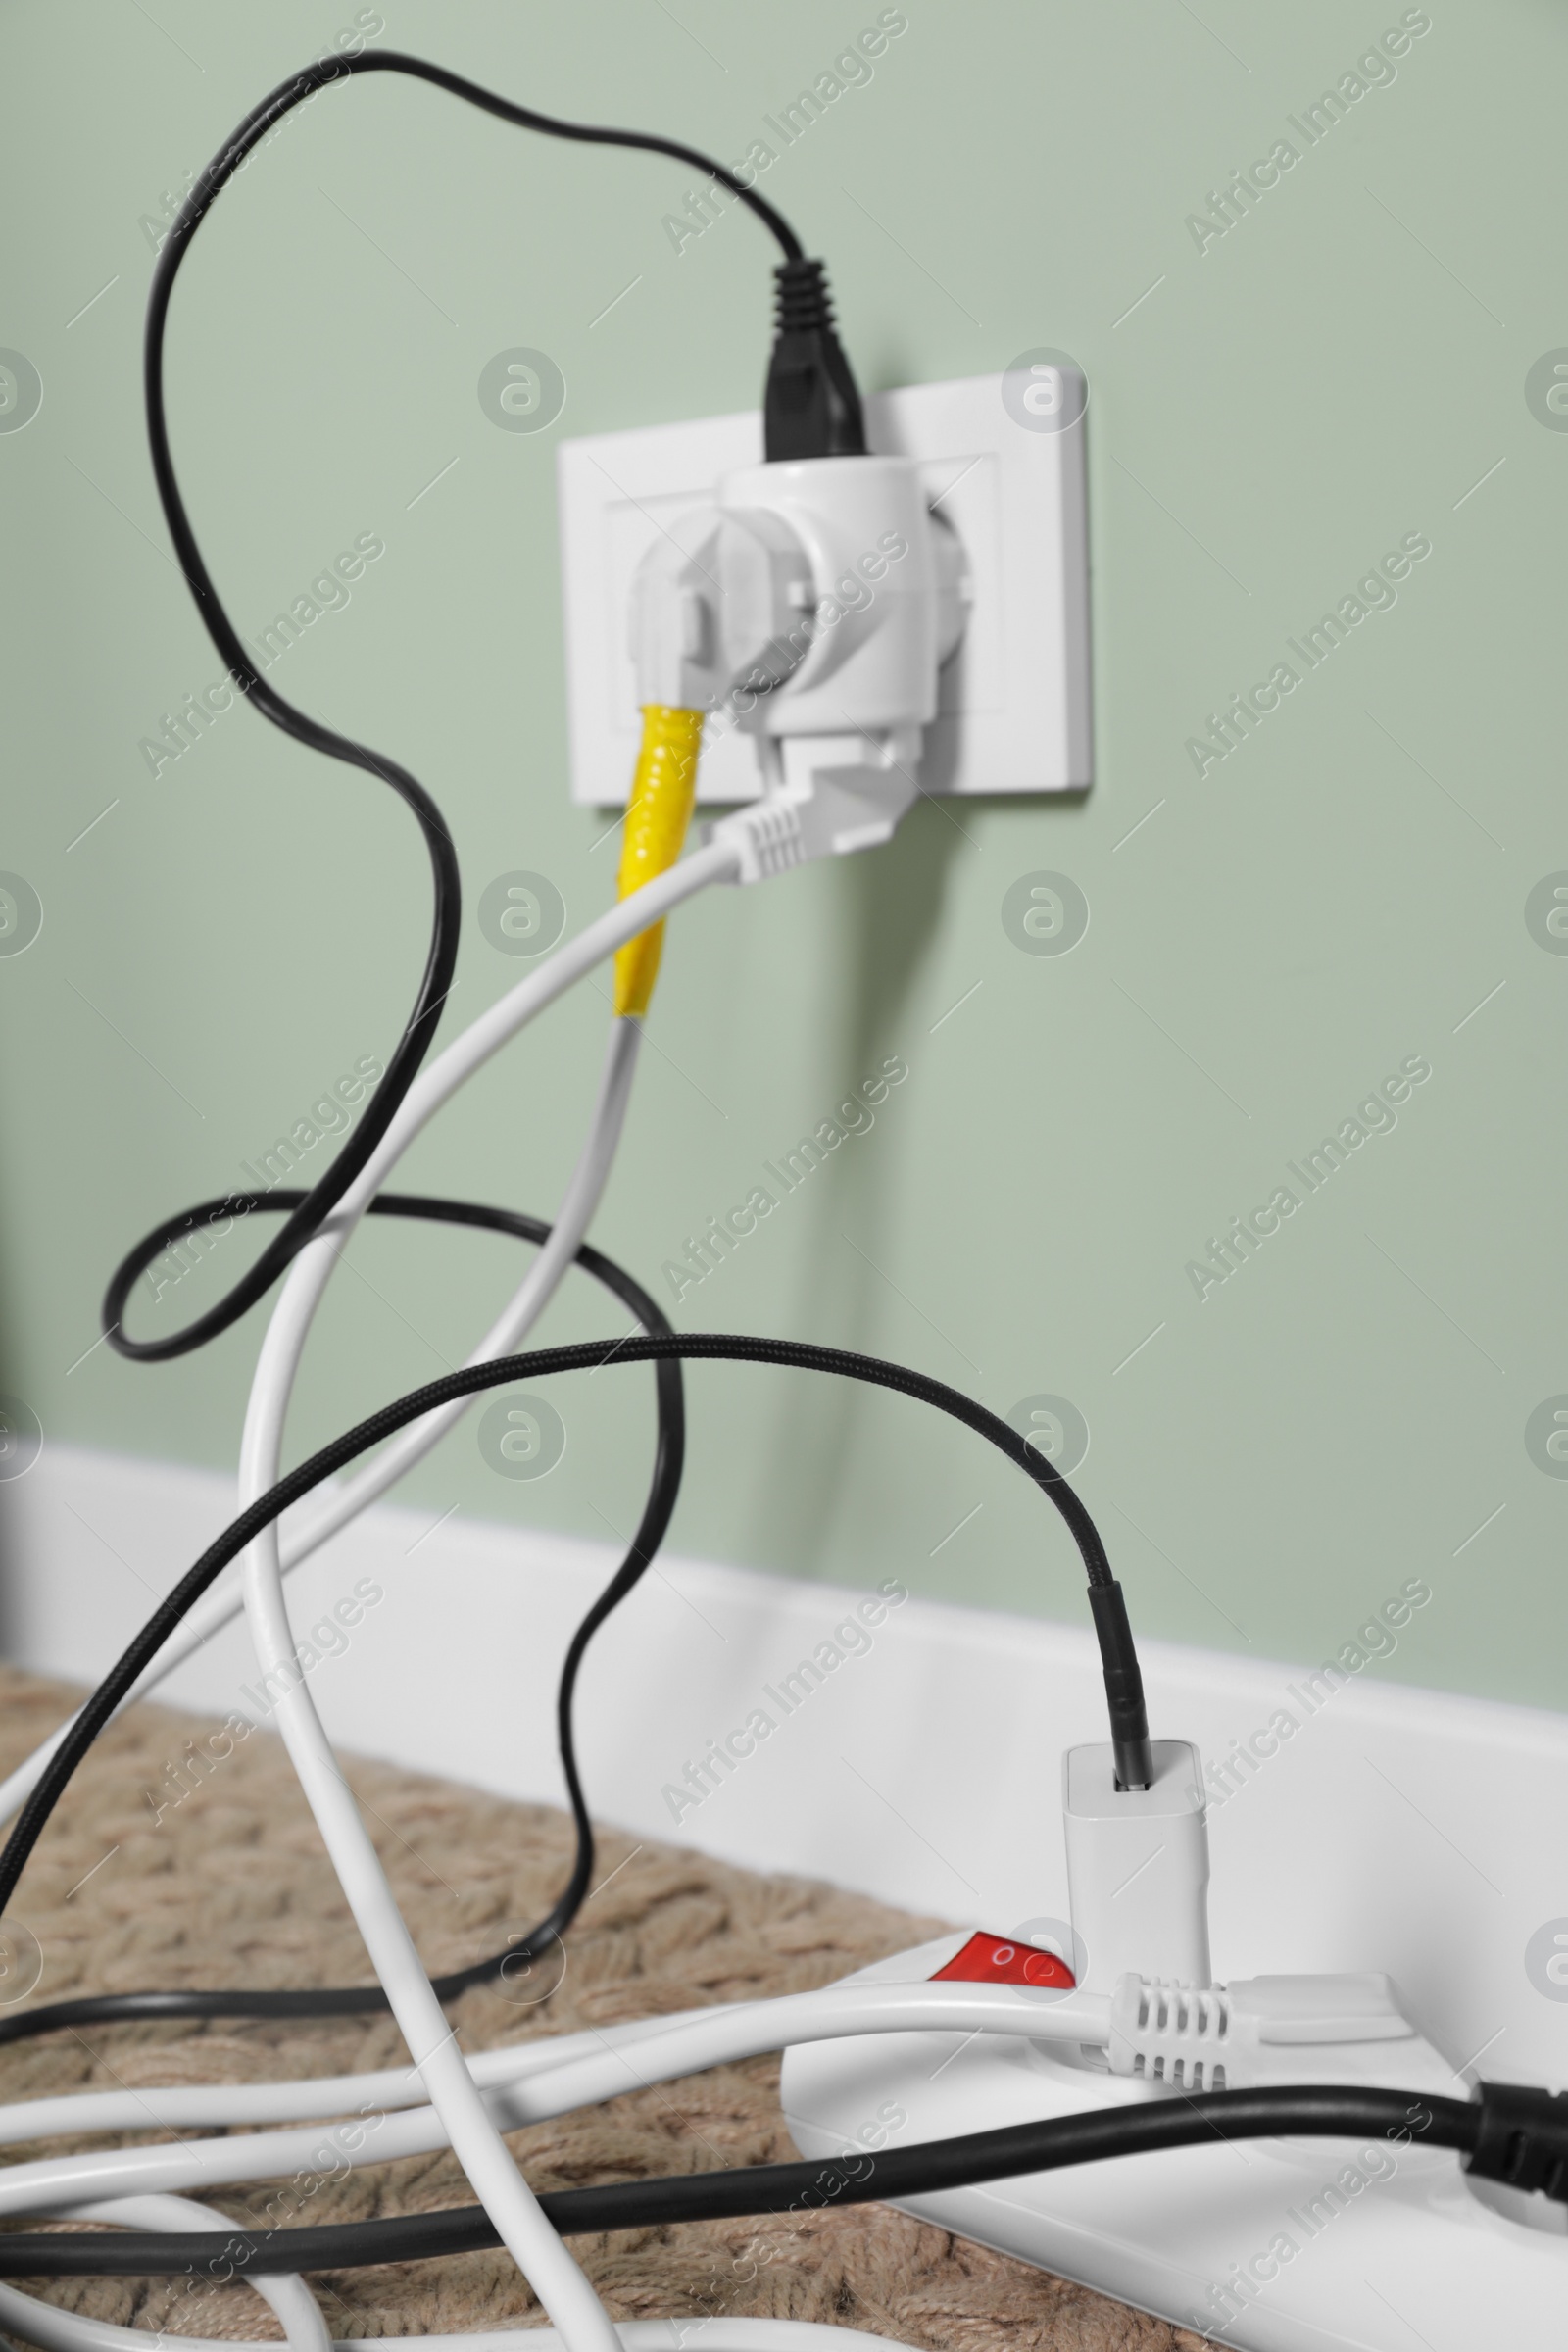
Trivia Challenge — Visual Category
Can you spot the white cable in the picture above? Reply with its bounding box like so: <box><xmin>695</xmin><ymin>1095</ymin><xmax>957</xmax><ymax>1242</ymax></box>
<box><xmin>0</xmin><ymin>848</ymin><xmax>732</xmax><ymax>1832</ymax></box>
<box><xmin>225</xmin><ymin>848</ymin><xmax>739</xmax><ymax>2352</ymax></box>
<box><xmin>0</xmin><ymin>1983</ymin><xmax>1108</xmax><ymax>2211</ymax></box>
<box><xmin>263</xmin><ymin>1008</ymin><xmax>642</xmax><ymax>1575</ymax></box>
<box><xmin>0</xmin><ymin>1004</ymin><xmax>644</xmax><ymax>1824</ymax></box>
<box><xmin>0</xmin><ymin>1999</ymin><xmax>721</xmax><ymax>2145</ymax></box>
<box><xmin>55</xmin><ymin>2196</ymin><xmax>328</xmax><ymax>2352</ymax></box>
<box><xmin>0</xmin><ymin>830</ymin><xmax>943</xmax><ymax>2352</ymax></box>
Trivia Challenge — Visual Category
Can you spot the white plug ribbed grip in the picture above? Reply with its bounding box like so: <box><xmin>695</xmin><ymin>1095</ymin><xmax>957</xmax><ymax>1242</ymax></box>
<box><xmin>707</xmin><ymin>729</ymin><xmax>923</xmax><ymax>884</ymax></box>
<box><xmin>710</xmin><ymin>796</ymin><xmax>806</xmax><ymax>883</ymax></box>
<box><xmin>1108</xmin><ymin>1976</ymin><xmax>1231</xmax><ymax>2089</ymax></box>
<box><xmin>1108</xmin><ymin>1970</ymin><xmax>1424</xmax><ymax>2093</ymax></box>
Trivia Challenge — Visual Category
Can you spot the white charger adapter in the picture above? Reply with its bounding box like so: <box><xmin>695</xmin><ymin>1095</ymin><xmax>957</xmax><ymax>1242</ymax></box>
<box><xmin>1062</xmin><ymin>1739</ymin><xmax>1211</xmax><ymax>1997</ymax></box>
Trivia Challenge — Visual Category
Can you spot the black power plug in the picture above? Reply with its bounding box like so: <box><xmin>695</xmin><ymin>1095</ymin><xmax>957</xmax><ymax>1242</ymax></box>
<box><xmin>763</xmin><ymin>258</ymin><xmax>868</xmax><ymax>461</ymax></box>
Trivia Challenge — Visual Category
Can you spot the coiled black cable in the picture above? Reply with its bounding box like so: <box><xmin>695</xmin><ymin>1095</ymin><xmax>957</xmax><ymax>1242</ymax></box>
<box><xmin>0</xmin><ymin>1331</ymin><xmax>1148</xmax><ymax>1946</ymax></box>
<box><xmin>0</xmin><ymin>1196</ymin><xmax>682</xmax><ymax>2043</ymax></box>
<box><xmin>0</xmin><ymin>2086</ymin><xmax>1485</xmax><ymax>2277</ymax></box>
<box><xmin>107</xmin><ymin>49</ymin><xmax>807</xmax><ymax>1364</ymax></box>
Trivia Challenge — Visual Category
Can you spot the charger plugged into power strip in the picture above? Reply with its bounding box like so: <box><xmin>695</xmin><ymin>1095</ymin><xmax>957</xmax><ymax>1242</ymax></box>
<box><xmin>783</xmin><ymin>1738</ymin><xmax>1568</xmax><ymax>2349</ymax></box>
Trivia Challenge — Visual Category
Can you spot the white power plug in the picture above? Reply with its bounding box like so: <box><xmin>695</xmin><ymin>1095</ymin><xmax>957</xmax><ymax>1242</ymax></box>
<box><xmin>627</xmin><ymin>451</ymin><xmax>968</xmax><ymax>877</ymax></box>
<box><xmin>628</xmin><ymin>504</ymin><xmax>813</xmax><ymax>712</ymax></box>
<box><xmin>1107</xmin><ymin>1970</ymin><xmax>1453</xmax><ymax>2096</ymax></box>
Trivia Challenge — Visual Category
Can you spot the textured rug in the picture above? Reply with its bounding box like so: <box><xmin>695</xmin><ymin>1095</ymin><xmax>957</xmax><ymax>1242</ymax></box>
<box><xmin>0</xmin><ymin>1667</ymin><xmax>1203</xmax><ymax>2350</ymax></box>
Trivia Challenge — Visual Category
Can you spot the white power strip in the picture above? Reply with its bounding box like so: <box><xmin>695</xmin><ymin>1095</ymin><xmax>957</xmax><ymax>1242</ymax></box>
<box><xmin>781</xmin><ymin>1929</ymin><xmax>1567</xmax><ymax>2351</ymax></box>
<box><xmin>782</xmin><ymin>1738</ymin><xmax>1568</xmax><ymax>2349</ymax></box>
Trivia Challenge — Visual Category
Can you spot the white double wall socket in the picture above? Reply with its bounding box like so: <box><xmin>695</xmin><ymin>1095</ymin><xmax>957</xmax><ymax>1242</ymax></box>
<box><xmin>556</xmin><ymin>371</ymin><xmax>1092</xmax><ymax>806</ymax></box>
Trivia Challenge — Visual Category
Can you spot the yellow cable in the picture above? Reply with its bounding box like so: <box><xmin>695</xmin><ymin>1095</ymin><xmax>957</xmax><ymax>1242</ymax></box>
<box><xmin>613</xmin><ymin>705</ymin><xmax>704</xmax><ymax>1018</ymax></box>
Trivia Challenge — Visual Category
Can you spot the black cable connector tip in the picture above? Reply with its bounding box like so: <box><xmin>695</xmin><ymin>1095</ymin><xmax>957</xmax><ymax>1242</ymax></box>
<box><xmin>1469</xmin><ymin>2081</ymin><xmax>1568</xmax><ymax>2202</ymax></box>
<box><xmin>763</xmin><ymin>258</ymin><xmax>867</xmax><ymax>462</ymax></box>
<box><xmin>1087</xmin><ymin>1580</ymin><xmax>1155</xmax><ymax>1792</ymax></box>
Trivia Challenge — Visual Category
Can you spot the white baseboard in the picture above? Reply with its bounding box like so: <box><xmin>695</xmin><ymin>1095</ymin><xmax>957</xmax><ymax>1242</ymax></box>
<box><xmin>4</xmin><ymin>1445</ymin><xmax>1564</xmax><ymax>2091</ymax></box>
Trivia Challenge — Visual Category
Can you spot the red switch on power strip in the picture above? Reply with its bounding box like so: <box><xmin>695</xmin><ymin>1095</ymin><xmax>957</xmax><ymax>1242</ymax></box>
<box><xmin>929</xmin><ymin>1931</ymin><xmax>1076</xmax><ymax>1989</ymax></box>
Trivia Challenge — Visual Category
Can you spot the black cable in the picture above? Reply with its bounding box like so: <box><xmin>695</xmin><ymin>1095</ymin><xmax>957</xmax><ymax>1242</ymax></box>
<box><xmin>106</xmin><ymin>48</ymin><xmax>816</xmax><ymax>1364</ymax></box>
<box><xmin>0</xmin><ymin>1333</ymin><xmax>1148</xmax><ymax>1944</ymax></box>
<box><xmin>0</xmin><ymin>2085</ymin><xmax>1488</xmax><ymax>2277</ymax></box>
<box><xmin>0</xmin><ymin>1196</ymin><xmax>682</xmax><ymax>2045</ymax></box>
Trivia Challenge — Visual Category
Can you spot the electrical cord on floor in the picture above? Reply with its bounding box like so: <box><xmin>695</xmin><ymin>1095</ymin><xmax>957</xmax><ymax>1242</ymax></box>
<box><xmin>0</xmin><ymin>1981</ymin><xmax>1110</xmax><ymax>2156</ymax></box>
<box><xmin>0</xmin><ymin>1196</ymin><xmax>682</xmax><ymax>2047</ymax></box>
<box><xmin>107</xmin><ymin>46</ymin><xmax>857</xmax><ymax>1365</ymax></box>
<box><xmin>0</xmin><ymin>2084</ymin><xmax>1518</xmax><ymax>2278</ymax></box>
<box><xmin>0</xmin><ymin>1331</ymin><xmax>1150</xmax><ymax>1937</ymax></box>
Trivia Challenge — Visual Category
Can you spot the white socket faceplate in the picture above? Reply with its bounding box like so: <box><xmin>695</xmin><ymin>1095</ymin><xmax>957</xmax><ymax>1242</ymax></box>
<box><xmin>555</xmin><ymin>372</ymin><xmax>1092</xmax><ymax>806</ymax></box>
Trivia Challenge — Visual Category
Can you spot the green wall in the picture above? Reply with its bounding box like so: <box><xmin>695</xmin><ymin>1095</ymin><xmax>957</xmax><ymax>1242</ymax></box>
<box><xmin>3</xmin><ymin>0</ymin><xmax>1564</xmax><ymax>1707</ymax></box>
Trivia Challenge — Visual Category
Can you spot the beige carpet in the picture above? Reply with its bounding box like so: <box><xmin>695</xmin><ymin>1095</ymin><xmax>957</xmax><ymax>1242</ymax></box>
<box><xmin>0</xmin><ymin>1667</ymin><xmax>1204</xmax><ymax>2350</ymax></box>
